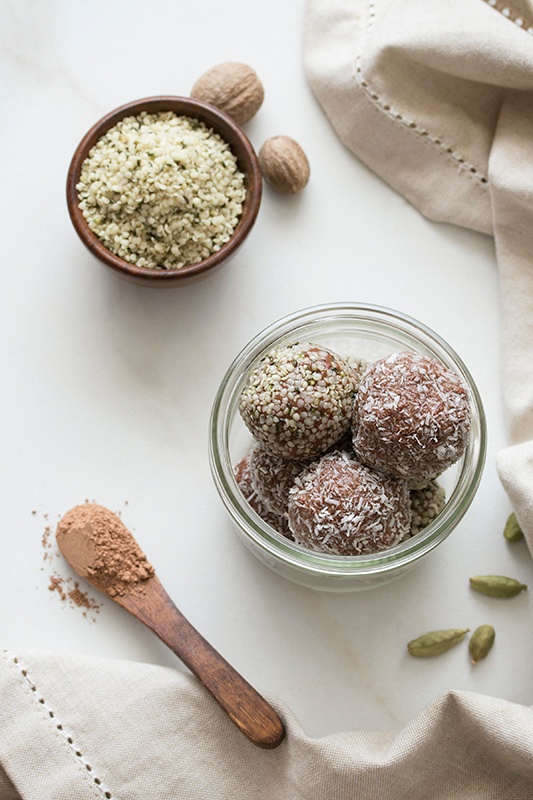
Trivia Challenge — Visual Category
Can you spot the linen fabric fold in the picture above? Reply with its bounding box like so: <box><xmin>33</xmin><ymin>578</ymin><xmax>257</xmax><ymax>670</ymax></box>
<box><xmin>304</xmin><ymin>0</ymin><xmax>533</xmax><ymax>554</ymax></box>
<box><xmin>1</xmin><ymin>649</ymin><xmax>533</xmax><ymax>799</ymax></box>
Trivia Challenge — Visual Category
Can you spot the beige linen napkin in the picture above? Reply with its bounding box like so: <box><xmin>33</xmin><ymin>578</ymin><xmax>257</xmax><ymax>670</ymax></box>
<box><xmin>1</xmin><ymin>648</ymin><xmax>533</xmax><ymax>799</ymax></box>
<box><xmin>305</xmin><ymin>0</ymin><xmax>533</xmax><ymax>552</ymax></box>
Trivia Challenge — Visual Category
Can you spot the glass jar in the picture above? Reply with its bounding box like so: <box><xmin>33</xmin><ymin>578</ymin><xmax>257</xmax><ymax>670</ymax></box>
<box><xmin>209</xmin><ymin>303</ymin><xmax>486</xmax><ymax>591</ymax></box>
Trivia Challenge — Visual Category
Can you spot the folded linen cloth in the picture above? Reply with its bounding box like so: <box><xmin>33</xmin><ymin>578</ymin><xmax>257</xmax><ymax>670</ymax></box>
<box><xmin>304</xmin><ymin>0</ymin><xmax>533</xmax><ymax>553</ymax></box>
<box><xmin>1</xmin><ymin>648</ymin><xmax>533</xmax><ymax>799</ymax></box>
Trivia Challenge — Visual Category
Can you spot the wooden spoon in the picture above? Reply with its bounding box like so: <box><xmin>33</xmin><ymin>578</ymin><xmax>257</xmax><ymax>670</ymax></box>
<box><xmin>56</xmin><ymin>503</ymin><xmax>285</xmax><ymax>749</ymax></box>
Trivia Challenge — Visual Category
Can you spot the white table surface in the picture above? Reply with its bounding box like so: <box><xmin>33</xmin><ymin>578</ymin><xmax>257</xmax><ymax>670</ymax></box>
<box><xmin>2</xmin><ymin>0</ymin><xmax>532</xmax><ymax>739</ymax></box>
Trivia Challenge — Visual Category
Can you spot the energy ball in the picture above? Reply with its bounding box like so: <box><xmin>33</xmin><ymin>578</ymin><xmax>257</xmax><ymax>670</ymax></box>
<box><xmin>344</xmin><ymin>355</ymin><xmax>368</xmax><ymax>385</ymax></box>
<box><xmin>249</xmin><ymin>444</ymin><xmax>310</xmax><ymax>517</ymax></box>
<box><xmin>409</xmin><ymin>480</ymin><xmax>446</xmax><ymax>537</ymax></box>
<box><xmin>352</xmin><ymin>351</ymin><xmax>471</xmax><ymax>484</ymax></box>
<box><xmin>238</xmin><ymin>342</ymin><xmax>357</xmax><ymax>459</ymax></box>
<box><xmin>287</xmin><ymin>451</ymin><xmax>411</xmax><ymax>555</ymax></box>
<box><xmin>234</xmin><ymin>455</ymin><xmax>292</xmax><ymax>538</ymax></box>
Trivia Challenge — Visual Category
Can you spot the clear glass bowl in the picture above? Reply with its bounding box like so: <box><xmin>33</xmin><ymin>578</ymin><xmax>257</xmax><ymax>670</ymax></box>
<box><xmin>209</xmin><ymin>303</ymin><xmax>486</xmax><ymax>591</ymax></box>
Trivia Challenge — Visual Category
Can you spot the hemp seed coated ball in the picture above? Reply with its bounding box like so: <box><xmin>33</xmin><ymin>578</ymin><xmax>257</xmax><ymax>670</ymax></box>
<box><xmin>409</xmin><ymin>480</ymin><xmax>446</xmax><ymax>537</ymax></box>
<box><xmin>234</xmin><ymin>455</ymin><xmax>292</xmax><ymax>538</ymax></box>
<box><xmin>249</xmin><ymin>444</ymin><xmax>311</xmax><ymax>517</ymax></box>
<box><xmin>238</xmin><ymin>342</ymin><xmax>358</xmax><ymax>459</ymax></box>
<box><xmin>287</xmin><ymin>451</ymin><xmax>411</xmax><ymax>555</ymax></box>
<box><xmin>352</xmin><ymin>351</ymin><xmax>471</xmax><ymax>484</ymax></box>
<box><xmin>344</xmin><ymin>355</ymin><xmax>369</xmax><ymax>386</ymax></box>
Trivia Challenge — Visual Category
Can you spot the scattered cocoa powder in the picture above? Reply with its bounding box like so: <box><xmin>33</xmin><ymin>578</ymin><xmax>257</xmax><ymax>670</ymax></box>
<box><xmin>48</xmin><ymin>573</ymin><xmax>67</xmax><ymax>601</ymax></box>
<box><xmin>48</xmin><ymin>571</ymin><xmax>101</xmax><ymax>619</ymax></box>
<box><xmin>56</xmin><ymin>503</ymin><xmax>154</xmax><ymax>597</ymax></box>
<box><xmin>42</xmin><ymin>525</ymin><xmax>53</xmax><ymax>560</ymax></box>
<box><xmin>68</xmin><ymin>582</ymin><xmax>101</xmax><ymax>613</ymax></box>
<box><xmin>38</xmin><ymin>509</ymin><xmax>101</xmax><ymax>620</ymax></box>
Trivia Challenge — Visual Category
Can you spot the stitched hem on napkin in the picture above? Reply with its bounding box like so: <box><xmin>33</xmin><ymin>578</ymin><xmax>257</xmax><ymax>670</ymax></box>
<box><xmin>0</xmin><ymin>651</ymin><xmax>110</xmax><ymax>800</ymax></box>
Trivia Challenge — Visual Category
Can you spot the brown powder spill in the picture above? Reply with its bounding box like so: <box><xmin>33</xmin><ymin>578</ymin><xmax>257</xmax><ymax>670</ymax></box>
<box><xmin>68</xmin><ymin>582</ymin><xmax>101</xmax><ymax>612</ymax></box>
<box><xmin>48</xmin><ymin>573</ymin><xmax>67</xmax><ymax>601</ymax></box>
<box><xmin>39</xmin><ymin>509</ymin><xmax>102</xmax><ymax>620</ymax></box>
<box><xmin>48</xmin><ymin>572</ymin><xmax>102</xmax><ymax>619</ymax></box>
<box><xmin>56</xmin><ymin>503</ymin><xmax>155</xmax><ymax>597</ymax></box>
<box><xmin>42</xmin><ymin>525</ymin><xmax>52</xmax><ymax>560</ymax></box>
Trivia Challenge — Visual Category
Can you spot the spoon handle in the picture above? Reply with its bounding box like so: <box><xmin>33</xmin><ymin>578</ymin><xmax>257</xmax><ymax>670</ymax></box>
<box><xmin>116</xmin><ymin>576</ymin><xmax>285</xmax><ymax>749</ymax></box>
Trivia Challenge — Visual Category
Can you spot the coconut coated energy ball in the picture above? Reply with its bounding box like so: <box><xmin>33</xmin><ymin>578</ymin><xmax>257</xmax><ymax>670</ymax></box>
<box><xmin>249</xmin><ymin>444</ymin><xmax>311</xmax><ymax>517</ymax></box>
<box><xmin>238</xmin><ymin>343</ymin><xmax>357</xmax><ymax>459</ymax></box>
<box><xmin>352</xmin><ymin>351</ymin><xmax>471</xmax><ymax>484</ymax></box>
<box><xmin>234</xmin><ymin>455</ymin><xmax>292</xmax><ymax>538</ymax></box>
<box><xmin>287</xmin><ymin>451</ymin><xmax>411</xmax><ymax>555</ymax></box>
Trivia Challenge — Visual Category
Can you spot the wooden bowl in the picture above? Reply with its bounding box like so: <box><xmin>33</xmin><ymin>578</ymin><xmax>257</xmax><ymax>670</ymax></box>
<box><xmin>66</xmin><ymin>96</ymin><xmax>262</xmax><ymax>286</ymax></box>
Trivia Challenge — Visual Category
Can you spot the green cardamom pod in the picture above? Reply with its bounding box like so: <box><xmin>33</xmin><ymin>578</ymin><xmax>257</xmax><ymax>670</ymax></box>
<box><xmin>469</xmin><ymin>624</ymin><xmax>495</xmax><ymax>664</ymax></box>
<box><xmin>469</xmin><ymin>575</ymin><xmax>527</xmax><ymax>598</ymax></box>
<box><xmin>503</xmin><ymin>512</ymin><xmax>524</xmax><ymax>543</ymax></box>
<box><xmin>407</xmin><ymin>628</ymin><xmax>469</xmax><ymax>658</ymax></box>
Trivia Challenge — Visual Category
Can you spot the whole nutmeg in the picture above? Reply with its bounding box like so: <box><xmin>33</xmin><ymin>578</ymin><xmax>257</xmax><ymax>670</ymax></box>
<box><xmin>258</xmin><ymin>136</ymin><xmax>310</xmax><ymax>195</ymax></box>
<box><xmin>191</xmin><ymin>62</ymin><xmax>264</xmax><ymax>126</ymax></box>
